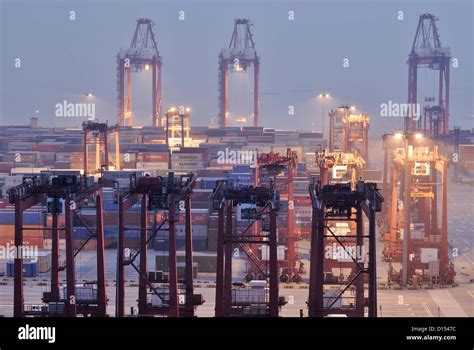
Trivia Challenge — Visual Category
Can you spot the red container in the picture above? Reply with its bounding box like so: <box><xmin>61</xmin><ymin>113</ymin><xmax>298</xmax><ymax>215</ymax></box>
<box><xmin>0</xmin><ymin>162</ymin><xmax>13</xmax><ymax>172</ymax></box>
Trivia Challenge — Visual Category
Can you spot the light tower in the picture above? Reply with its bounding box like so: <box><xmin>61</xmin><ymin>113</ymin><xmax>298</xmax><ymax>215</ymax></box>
<box><xmin>164</xmin><ymin>106</ymin><xmax>191</xmax><ymax>148</ymax></box>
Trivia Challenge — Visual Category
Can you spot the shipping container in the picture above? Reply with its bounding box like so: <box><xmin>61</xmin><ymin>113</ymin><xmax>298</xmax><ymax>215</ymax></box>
<box><xmin>43</xmin><ymin>239</ymin><xmax>66</xmax><ymax>250</ymax></box>
<box><xmin>0</xmin><ymin>162</ymin><xmax>13</xmax><ymax>172</ymax></box>
<box><xmin>232</xmin><ymin>287</ymin><xmax>267</xmax><ymax>304</ymax></box>
<box><xmin>153</xmin><ymin>236</ymin><xmax>208</xmax><ymax>252</ymax></box>
<box><xmin>228</xmin><ymin>172</ymin><xmax>254</xmax><ymax>185</ymax></box>
<box><xmin>61</xmin><ymin>285</ymin><xmax>97</xmax><ymax>303</ymax></box>
<box><xmin>171</xmin><ymin>160</ymin><xmax>204</xmax><ymax>170</ymax></box>
<box><xmin>247</xmin><ymin>135</ymin><xmax>274</xmax><ymax>143</ymax></box>
<box><xmin>7</xmin><ymin>260</ymin><xmax>38</xmax><ymax>277</ymax></box>
<box><xmin>37</xmin><ymin>251</ymin><xmax>52</xmax><ymax>273</ymax></box>
<box><xmin>0</xmin><ymin>223</ymin><xmax>44</xmax><ymax>248</ymax></box>
<box><xmin>136</xmin><ymin>162</ymin><xmax>169</xmax><ymax>170</ymax></box>
<box><xmin>260</xmin><ymin>245</ymin><xmax>286</xmax><ymax>261</ymax></box>
<box><xmin>155</xmin><ymin>252</ymin><xmax>217</xmax><ymax>272</ymax></box>
<box><xmin>362</xmin><ymin>170</ymin><xmax>383</xmax><ymax>183</ymax></box>
<box><xmin>136</xmin><ymin>152</ymin><xmax>168</xmax><ymax>162</ymax></box>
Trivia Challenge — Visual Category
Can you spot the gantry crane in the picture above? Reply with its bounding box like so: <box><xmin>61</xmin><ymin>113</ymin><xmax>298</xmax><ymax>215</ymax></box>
<box><xmin>116</xmin><ymin>172</ymin><xmax>203</xmax><ymax>317</ymax></box>
<box><xmin>315</xmin><ymin>150</ymin><xmax>366</xmax><ymax>188</ymax></box>
<box><xmin>342</xmin><ymin>114</ymin><xmax>370</xmax><ymax>166</ymax></box>
<box><xmin>308</xmin><ymin>180</ymin><xmax>383</xmax><ymax>317</ymax></box>
<box><xmin>82</xmin><ymin>121</ymin><xmax>120</xmax><ymax>176</ymax></box>
<box><xmin>7</xmin><ymin>174</ymin><xmax>107</xmax><ymax>317</ymax></box>
<box><xmin>382</xmin><ymin>133</ymin><xmax>453</xmax><ymax>286</ymax></box>
<box><xmin>329</xmin><ymin>105</ymin><xmax>351</xmax><ymax>153</ymax></box>
<box><xmin>212</xmin><ymin>180</ymin><xmax>286</xmax><ymax>317</ymax></box>
<box><xmin>256</xmin><ymin>149</ymin><xmax>303</xmax><ymax>282</ymax></box>
<box><xmin>378</xmin><ymin>13</ymin><xmax>453</xmax><ymax>287</ymax></box>
<box><xmin>218</xmin><ymin>18</ymin><xmax>259</xmax><ymax>127</ymax></box>
<box><xmin>117</xmin><ymin>17</ymin><xmax>162</xmax><ymax>126</ymax></box>
<box><xmin>407</xmin><ymin>13</ymin><xmax>450</xmax><ymax>137</ymax></box>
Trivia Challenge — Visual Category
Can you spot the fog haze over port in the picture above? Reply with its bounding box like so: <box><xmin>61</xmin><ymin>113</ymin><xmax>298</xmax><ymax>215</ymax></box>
<box><xmin>0</xmin><ymin>0</ymin><xmax>472</xmax><ymax>135</ymax></box>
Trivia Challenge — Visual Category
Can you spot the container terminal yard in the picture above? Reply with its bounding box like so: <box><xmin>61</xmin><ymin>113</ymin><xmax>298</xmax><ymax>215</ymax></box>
<box><xmin>0</xmin><ymin>1</ymin><xmax>473</xmax><ymax>322</ymax></box>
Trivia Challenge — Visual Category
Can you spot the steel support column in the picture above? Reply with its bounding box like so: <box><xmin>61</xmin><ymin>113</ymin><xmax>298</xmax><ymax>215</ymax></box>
<box><xmin>440</xmin><ymin>162</ymin><xmax>448</xmax><ymax>280</ymax></box>
<box><xmin>13</xmin><ymin>200</ymin><xmax>24</xmax><ymax>317</ymax></box>
<box><xmin>215</xmin><ymin>205</ymin><xmax>225</xmax><ymax>317</ymax></box>
<box><xmin>431</xmin><ymin>164</ymin><xmax>438</xmax><ymax>236</ymax></box>
<box><xmin>368</xmin><ymin>207</ymin><xmax>377</xmax><ymax>317</ymax></box>
<box><xmin>308</xmin><ymin>199</ymin><xmax>324</xmax><ymax>317</ymax></box>
<box><xmin>51</xmin><ymin>209</ymin><xmax>60</xmax><ymax>301</ymax></box>
<box><xmin>83</xmin><ymin>131</ymin><xmax>88</xmax><ymax>176</ymax></box>
<box><xmin>389</xmin><ymin>166</ymin><xmax>398</xmax><ymax>243</ymax></box>
<box><xmin>254</xmin><ymin>59</ymin><xmax>259</xmax><ymax>127</ymax></box>
<box><xmin>224</xmin><ymin>201</ymin><xmax>233</xmax><ymax>316</ymax></box>
<box><xmin>168</xmin><ymin>192</ymin><xmax>179</xmax><ymax>317</ymax></box>
<box><xmin>96</xmin><ymin>192</ymin><xmax>107</xmax><ymax>316</ymax></box>
<box><xmin>356</xmin><ymin>205</ymin><xmax>364</xmax><ymax>317</ymax></box>
<box><xmin>138</xmin><ymin>195</ymin><xmax>148</xmax><ymax>313</ymax></box>
<box><xmin>104</xmin><ymin>132</ymin><xmax>109</xmax><ymax>170</ymax></box>
<box><xmin>268</xmin><ymin>206</ymin><xmax>279</xmax><ymax>317</ymax></box>
<box><xmin>115</xmin><ymin>131</ymin><xmax>121</xmax><ymax>171</ymax></box>
<box><xmin>152</xmin><ymin>56</ymin><xmax>158</xmax><ymax>127</ymax></box>
<box><xmin>64</xmin><ymin>193</ymin><xmax>77</xmax><ymax>317</ymax></box>
<box><xmin>402</xmin><ymin>157</ymin><xmax>412</xmax><ymax>287</ymax></box>
<box><xmin>184</xmin><ymin>195</ymin><xmax>194</xmax><ymax>316</ymax></box>
<box><xmin>116</xmin><ymin>195</ymin><xmax>126</xmax><ymax>317</ymax></box>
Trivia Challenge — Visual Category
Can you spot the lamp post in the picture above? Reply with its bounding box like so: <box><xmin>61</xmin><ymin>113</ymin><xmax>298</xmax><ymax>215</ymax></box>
<box><xmin>317</xmin><ymin>93</ymin><xmax>330</xmax><ymax>137</ymax></box>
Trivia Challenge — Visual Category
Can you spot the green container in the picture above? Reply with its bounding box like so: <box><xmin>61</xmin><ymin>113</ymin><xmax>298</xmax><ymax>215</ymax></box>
<box><xmin>156</xmin><ymin>253</ymin><xmax>216</xmax><ymax>273</ymax></box>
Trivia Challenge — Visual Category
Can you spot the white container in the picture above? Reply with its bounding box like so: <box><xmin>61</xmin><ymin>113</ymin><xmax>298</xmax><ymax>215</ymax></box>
<box><xmin>232</xmin><ymin>287</ymin><xmax>266</xmax><ymax>304</ymax></box>
<box><xmin>420</xmin><ymin>248</ymin><xmax>438</xmax><ymax>263</ymax></box>
<box><xmin>62</xmin><ymin>286</ymin><xmax>97</xmax><ymax>302</ymax></box>
<box><xmin>249</xmin><ymin>280</ymin><xmax>267</xmax><ymax>289</ymax></box>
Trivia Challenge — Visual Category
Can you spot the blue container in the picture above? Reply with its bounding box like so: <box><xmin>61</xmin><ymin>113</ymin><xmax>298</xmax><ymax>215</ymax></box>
<box><xmin>26</xmin><ymin>261</ymin><xmax>38</xmax><ymax>277</ymax></box>
<box><xmin>154</xmin><ymin>238</ymin><xmax>168</xmax><ymax>251</ymax></box>
<box><xmin>234</xmin><ymin>165</ymin><xmax>251</xmax><ymax>173</ymax></box>
<box><xmin>73</xmin><ymin>227</ymin><xmax>94</xmax><ymax>240</ymax></box>
<box><xmin>154</xmin><ymin>237</ymin><xmax>207</xmax><ymax>252</ymax></box>
<box><xmin>104</xmin><ymin>226</ymin><xmax>118</xmax><ymax>238</ymax></box>
<box><xmin>23</xmin><ymin>212</ymin><xmax>42</xmax><ymax>225</ymax></box>
<box><xmin>7</xmin><ymin>261</ymin><xmax>38</xmax><ymax>277</ymax></box>
<box><xmin>192</xmin><ymin>238</ymin><xmax>207</xmax><ymax>251</ymax></box>
<box><xmin>0</xmin><ymin>212</ymin><xmax>14</xmax><ymax>225</ymax></box>
<box><xmin>103</xmin><ymin>200</ymin><xmax>118</xmax><ymax>212</ymax></box>
<box><xmin>228</xmin><ymin>173</ymin><xmax>253</xmax><ymax>185</ymax></box>
<box><xmin>7</xmin><ymin>261</ymin><xmax>13</xmax><ymax>277</ymax></box>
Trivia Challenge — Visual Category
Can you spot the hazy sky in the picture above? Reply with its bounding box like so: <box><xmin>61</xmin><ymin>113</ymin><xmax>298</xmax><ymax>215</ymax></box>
<box><xmin>1</xmin><ymin>0</ymin><xmax>473</xmax><ymax>135</ymax></box>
